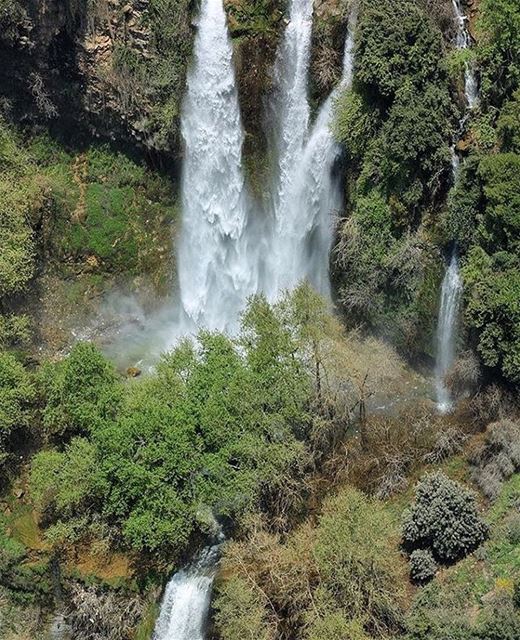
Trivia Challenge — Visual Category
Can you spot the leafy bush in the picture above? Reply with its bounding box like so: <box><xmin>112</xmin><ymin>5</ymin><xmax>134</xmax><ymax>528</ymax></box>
<box><xmin>30</xmin><ymin>438</ymin><xmax>97</xmax><ymax>518</ymax></box>
<box><xmin>477</xmin><ymin>0</ymin><xmax>520</xmax><ymax>109</ymax></box>
<box><xmin>409</xmin><ymin>549</ymin><xmax>437</xmax><ymax>584</ymax></box>
<box><xmin>311</xmin><ymin>488</ymin><xmax>406</xmax><ymax>636</ymax></box>
<box><xmin>463</xmin><ymin>256</ymin><xmax>520</xmax><ymax>384</ymax></box>
<box><xmin>0</xmin><ymin>119</ymin><xmax>37</xmax><ymax>304</ymax></box>
<box><xmin>473</xmin><ymin>603</ymin><xmax>520</xmax><ymax>640</ymax></box>
<box><xmin>403</xmin><ymin>471</ymin><xmax>488</xmax><ymax>563</ymax></box>
<box><xmin>215</xmin><ymin>487</ymin><xmax>406</xmax><ymax>640</ymax></box>
<box><xmin>214</xmin><ymin>576</ymin><xmax>275</xmax><ymax>640</ymax></box>
<box><xmin>0</xmin><ymin>352</ymin><xmax>34</xmax><ymax>476</ymax></box>
<box><xmin>42</xmin><ymin>342</ymin><xmax>122</xmax><ymax>440</ymax></box>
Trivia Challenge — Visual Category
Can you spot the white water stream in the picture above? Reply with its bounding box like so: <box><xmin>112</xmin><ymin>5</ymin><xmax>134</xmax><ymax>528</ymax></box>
<box><xmin>452</xmin><ymin>0</ymin><xmax>478</xmax><ymax>108</ymax></box>
<box><xmin>152</xmin><ymin>546</ymin><xmax>220</xmax><ymax>640</ymax></box>
<box><xmin>265</xmin><ymin>0</ymin><xmax>314</xmax><ymax>296</ymax></box>
<box><xmin>284</xmin><ymin>10</ymin><xmax>357</xmax><ymax>296</ymax></box>
<box><xmin>266</xmin><ymin>2</ymin><xmax>357</xmax><ymax>298</ymax></box>
<box><xmin>176</xmin><ymin>0</ymin><xmax>258</xmax><ymax>334</ymax></box>
<box><xmin>434</xmin><ymin>1</ymin><xmax>478</xmax><ymax>412</ymax></box>
<box><xmin>434</xmin><ymin>253</ymin><xmax>463</xmax><ymax>413</ymax></box>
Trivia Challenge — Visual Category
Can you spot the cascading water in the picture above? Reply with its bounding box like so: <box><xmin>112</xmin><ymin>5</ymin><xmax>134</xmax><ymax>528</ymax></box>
<box><xmin>283</xmin><ymin>9</ymin><xmax>357</xmax><ymax>296</ymax></box>
<box><xmin>434</xmin><ymin>253</ymin><xmax>463</xmax><ymax>414</ymax></box>
<box><xmin>266</xmin><ymin>0</ymin><xmax>314</xmax><ymax>296</ymax></box>
<box><xmin>152</xmin><ymin>545</ymin><xmax>220</xmax><ymax>640</ymax></box>
<box><xmin>434</xmin><ymin>1</ymin><xmax>477</xmax><ymax>412</ymax></box>
<box><xmin>154</xmin><ymin>3</ymin><xmax>358</xmax><ymax>635</ymax></box>
<box><xmin>176</xmin><ymin>0</ymin><xmax>258</xmax><ymax>334</ymax></box>
<box><xmin>452</xmin><ymin>0</ymin><xmax>478</xmax><ymax>108</ymax></box>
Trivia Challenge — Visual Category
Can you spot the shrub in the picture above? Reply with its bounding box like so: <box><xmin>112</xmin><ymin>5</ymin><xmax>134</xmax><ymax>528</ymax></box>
<box><xmin>42</xmin><ymin>342</ymin><xmax>122</xmax><ymax>440</ymax></box>
<box><xmin>445</xmin><ymin>350</ymin><xmax>482</xmax><ymax>398</ymax></box>
<box><xmin>213</xmin><ymin>576</ymin><xmax>275</xmax><ymax>640</ymax></box>
<box><xmin>215</xmin><ymin>486</ymin><xmax>406</xmax><ymax>640</ymax></box>
<box><xmin>312</xmin><ymin>487</ymin><xmax>406</xmax><ymax>635</ymax></box>
<box><xmin>514</xmin><ymin>582</ymin><xmax>520</xmax><ymax>609</ymax></box>
<box><xmin>474</xmin><ymin>603</ymin><xmax>520</xmax><ymax>640</ymax></box>
<box><xmin>0</xmin><ymin>352</ymin><xmax>35</xmax><ymax>475</ymax></box>
<box><xmin>403</xmin><ymin>471</ymin><xmax>488</xmax><ymax>563</ymax></box>
<box><xmin>507</xmin><ymin>513</ymin><xmax>520</xmax><ymax>546</ymax></box>
<box><xmin>469</xmin><ymin>420</ymin><xmax>520</xmax><ymax>500</ymax></box>
<box><xmin>409</xmin><ymin>549</ymin><xmax>437</xmax><ymax>584</ymax></box>
<box><xmin>66</xmin><ymin>582</ymin><xmax>143</xmax><ymax>640</ymax></box>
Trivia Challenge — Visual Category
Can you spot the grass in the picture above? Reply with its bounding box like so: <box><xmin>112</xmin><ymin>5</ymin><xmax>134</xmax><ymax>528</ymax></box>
<box><xmin>134</xmin><ymin>600</ymin><xmax>160</xmax><ymax>640</ymax></box>
<box><xmin>25</xmin><ymin>138</ymin><xmax>178</xmax><ymax>286</ymax></box>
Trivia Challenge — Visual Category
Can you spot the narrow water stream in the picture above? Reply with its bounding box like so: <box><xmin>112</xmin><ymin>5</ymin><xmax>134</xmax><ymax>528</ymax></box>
<box><xmin>435</xmin><ymin>253</ymin><xmax>463</xmax><ymax>413</ymax></box>
<box><xmin>434</xmin><ymin>0</ymin><xmax>478</xmax><ymax>412</ymax></box>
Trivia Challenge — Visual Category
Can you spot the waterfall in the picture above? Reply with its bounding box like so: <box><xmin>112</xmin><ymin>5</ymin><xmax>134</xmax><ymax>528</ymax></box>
<box><xmin>266</xmin><ymin>0</ymin><xmax>314</xmax><ymax>296</ymax></box>
<box><xmin>435</xmin><ymin>254</ymin><xmax>463</xmax><ymax>414</ymax></box>
<box><xmin>176</xmin><ymin>0</ymin><xmax>258</xmax><ymax>334</ymax></box>
<box><xmin>433</xmin><ymin>1</ymin><xmax>477</xmax><ymax>412</ymax></box>
<box><xmin>267</xmin><ymin>1</ymin><xmax>358</xmax><ymax>298</ymax></box>
<box><xmin>152</xmin><ymin>546</ymin><xmax>220</xmax><ymax>640</ymax></box>
<box><xmin>451</xmin><ymin>0</ymin><xmax>478</xmax><ymax>109</ymax></box>
<box><xmin>285</xmin><ymin>10</ymin><xmax>357</xmax><ymax>296</ymax></box>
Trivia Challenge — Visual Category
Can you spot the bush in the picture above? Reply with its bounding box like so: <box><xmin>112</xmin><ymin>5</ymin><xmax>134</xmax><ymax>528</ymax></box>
<box><xmin>310</xmin><ymin>487</ymin><xmax>406</xmax><ymax>636</ymax></box>
<box><xmin>215</xmin><ymin>486</ymin><xmax>406</xmax><ymax>640</ymax></box>
<box><xmin>66</xmin><ymin>582</ymin><xmax>143</xmax><ymax>640</ymax></box>
<box><xmin>469</xmin><ymin>420</ymin><xmax>520</xmax><ymax>500</ymax></box>
<box><xmin>0</xmin><ymin>118</ymin><xmax>37</xmax><ymax>302</ymax></box>
<box><xmin>474</xmin><ymin>603</ymin><xmax>520</xmax><ymax>640</ymax></box>
<box><xmin>403</xmin><ymin>472</ymin><xmax>488</xmax><ymax>563</ymax></box>
<box><xmin>0</xmin><ymin>352</ymin><xmax>35</xmax><ymax>476</ymax></box>
<box><xmin>514</xmin><ymin>582</ymin><xmax>520</xmax><ymax>609</ymax></box>
<box><xmin>42</xmin><ymin>342</ymin><xmax>122</xmax><ymax>440</ymax></box>
<box><xmin>409</xmin><ymin>549</ymin><xmax>437</xmax><ymax>584</ymax></box>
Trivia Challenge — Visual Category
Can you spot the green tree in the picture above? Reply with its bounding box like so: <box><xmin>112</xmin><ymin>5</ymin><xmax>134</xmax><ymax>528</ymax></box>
<box><xmin>0</xmin><ymin>352</ymin><xmax>35</xmax><ymax>475</ymax></box>
<box><xmin>42</xmin><ymin>342</ymin><xmax>122</xmax><ymax>440</ymax></box>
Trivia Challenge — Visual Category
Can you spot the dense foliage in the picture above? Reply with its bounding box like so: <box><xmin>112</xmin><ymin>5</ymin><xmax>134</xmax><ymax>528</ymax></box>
<box><xmin>403</xmin><ymin>471</ymin><xmax>488</xmax><ymax>563</ymax></box>
<box><xmin>0</xmin><ymin>118</ymin><xmax>38</xmax><ymax>345</ymax></box>
<box><xmin>29</xmin><ymin>294</ymin><xmax>315</xmax><ymax>556</ymax></box>
<box><xmin>0</xmin><ymin>352</ymin><xmax>34</xmax><ymax>478</ymax></box>
<box><xmin>214</xmin><ymin>487</ymin><xmax>406</xmax><ymax>640</ymax></box>
<box><xmin>445</xmin><ymin>0</ymin><xmax>520</xmax><ymax>384</ymax></box>
<box><xmin>331</xmin><ymin>0</ymin><xmax>520</xmax><ymax>384</ymax></box>
<box><xmin>333</xmin><ymin>0</ymin><xmax>452</xmax><ymax>353</ymax></box>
